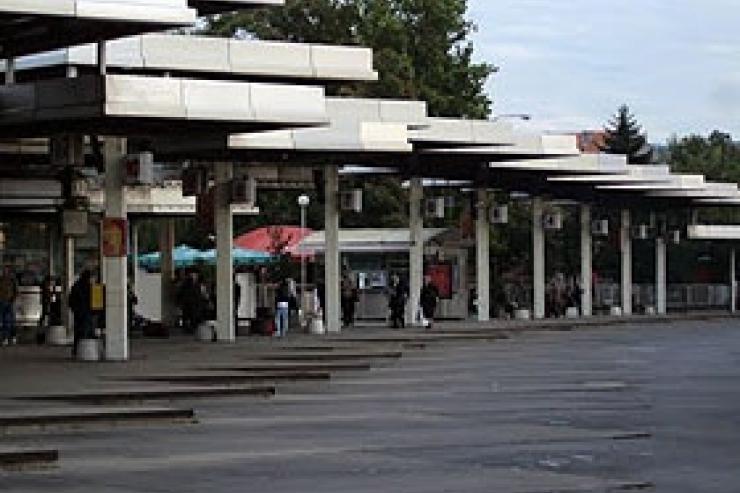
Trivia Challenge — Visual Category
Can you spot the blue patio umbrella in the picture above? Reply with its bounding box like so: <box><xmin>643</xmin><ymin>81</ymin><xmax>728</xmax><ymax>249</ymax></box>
<box><xmin>137</xmin><ymin>245</ymin><xmax>205</xmax><ymax>270</ymax></box>
<box><xmin>138</xmin><ymin>245</ymin><xmax>274</xmax><ymax>270</ymax></box>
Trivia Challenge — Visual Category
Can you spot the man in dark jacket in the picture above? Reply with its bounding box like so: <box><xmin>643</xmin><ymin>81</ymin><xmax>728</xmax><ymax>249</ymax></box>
<box><xmin>69</xmin><ymin>269</ymin><xmax>93</xmax><ymax>357</ymax></box>
<box><xmin>420</xmin><ymin>276</ymin><xmax>440</xmax><ymax>329</ymax></box>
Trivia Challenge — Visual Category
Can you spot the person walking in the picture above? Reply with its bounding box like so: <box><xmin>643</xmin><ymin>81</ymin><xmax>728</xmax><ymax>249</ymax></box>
<box><xmin>388</xmin><ymin>273</ymin><xmax>407</xmax><ymax>329</ymax></box>
<box><xmin>340</xmin><ymin>272</ymin><xmax>357</xmax><ymax>328</ymax></box>
<box><xmin>0</xmin><ymin>266</ymin><xmax>18</xmax><ymax>346</ymax></box>
<box><xmin>69</xmin><ymin>269</ymin><xmax>93</xmax><ymax>358</ymax></box>
<box><xmin>419</xmin><ymin>276</ymin><xmax>440</xmax><ymax>329</ymax></box>
<box><xmin>274</xmin><ymin>279</ymin><xmax>292</xmax><ymax>337</ymax></box>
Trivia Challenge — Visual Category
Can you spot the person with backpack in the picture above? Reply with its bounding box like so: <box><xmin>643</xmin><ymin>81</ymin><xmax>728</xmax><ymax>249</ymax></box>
<box><xmin>0</xmin><ymin>266</ymin><xmax>18</xmax><ymax>346</ymax></box>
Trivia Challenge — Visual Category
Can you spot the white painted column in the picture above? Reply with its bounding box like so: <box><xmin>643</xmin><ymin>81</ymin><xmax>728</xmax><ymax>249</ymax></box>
<box><xmin>580</xmin><ymin>205</ymin><xmax>593</xmax><ymax>317</ymax></box>
<box><xmin>62</xmin><ymin>236</ymin><xmax>75</xmax><ymax>333</ymax></box>
<box><xmin>620</xmin><ymin>209</ymin><xmax>632</xmax><ymax>316</ymax></box>
<box><xmin>103</xmin><ymin>138</ymin><xmax>128</xmax><ymax>361</ymax></box>
<box><xmin>408</xmin><ymin>177</ymin><xmax>424</xmax><ymax>326</ymax></box>
<box><xmin>324</xmin><ymin>166</ymin><xmax>341</xmax><ymax>333</ymax></box>
<box><xmin>5</xmin><ymin>57</ymin><xmax>14</xmax><ymax>85</ymax></box>
<box><xmin>730</xmin><ymin>247</ymin><xmax>737</xmax><ymax>314</ymax></box>
<box><xmin>159</xmin><ymin>219</ymin><xmax>177</xmax><ymax>327</ymax></box>
<box><xmin>130</xmin><ymin>221</ymin><xmax>139</xmax><ymax>291</ymax></box>
<box><xmin>655</xmin><ymin>236</ymin><xmax>667</xmax><ymax>315</ymax></box>
<box><xmin>476</xmin><ymin>189</ymin><xmax>490</xmax><ymax>322</ymax></box>
<box><xmin>215</xmin><ymin>163</ymin><xmax>235</xmax><ymax>342</ymax></box>
<box><xmin>532</xmin><ymin>197</ymin><xmax>546</xmax><ymax>319</ymax></box>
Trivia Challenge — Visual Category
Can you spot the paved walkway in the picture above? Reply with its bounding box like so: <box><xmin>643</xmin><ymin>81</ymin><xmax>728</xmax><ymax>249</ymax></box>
<box><xmin>1</xmin><ymin>316</ymin><xmax>739</xmax><ymax>491</ymax></box>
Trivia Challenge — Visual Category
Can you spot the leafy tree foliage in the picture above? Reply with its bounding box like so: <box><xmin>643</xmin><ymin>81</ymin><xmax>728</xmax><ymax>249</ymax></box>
<box><xmin>666</xmin><ymin>131</ymin><xmax>740</xmax><ymax>183</ymax></box>
<box><xmin>205</xmin><ymin>0</ymin><xmax>495</xmax><ymax>231</ymax></box>
<box><xmin>601</xmin><ymin>105</ymin><xmax>653</xmax><ymax>164</ymax></box>
<box><xmin>206</xmin><ymin>0</ymin><xmax>495</xmax><ymax>119</ymax></box>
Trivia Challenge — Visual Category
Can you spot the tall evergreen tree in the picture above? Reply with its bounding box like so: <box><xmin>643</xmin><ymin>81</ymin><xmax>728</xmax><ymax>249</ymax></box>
<box><xmin>601</xmin><ymin>105</ymin><xmax>653</xmax><ymax>164</ymax></box>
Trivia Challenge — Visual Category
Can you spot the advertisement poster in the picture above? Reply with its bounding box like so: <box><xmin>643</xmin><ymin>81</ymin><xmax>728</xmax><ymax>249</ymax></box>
<box><xmin>426</xmin><ymin>263</ymin><xmax>453</xmax><ymax>299</ymax></box>
<box><xmin>102</xmin><ymin>218</ymin><xmax>128</xmax><ymax>257</ymax></box>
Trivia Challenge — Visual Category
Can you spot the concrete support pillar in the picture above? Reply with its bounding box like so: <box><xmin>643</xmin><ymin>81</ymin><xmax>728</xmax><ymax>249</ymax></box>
<box><xmin>655</xmin><ymin>236</ymin><xmax>667</xmax><ymax>315</ymax></box>
<box><xmin>620</xmin><ymin>209</ymin><xmax>632</xmax><ymax>316</ymax></box>
<box><xmin>130</xmin><ymin>221</ymin><xmax>139</xmax><ymax>291</ymax></box>
<box><xmin>62</xmin><ymin>236</ymin><xmax>75</xmax><ymax>332</ymax></box>
<box><xmin>475</xmin><ymin>189</ymin><xmax>490</xmax><ymax>322</ymax></box>
<box><xmin>532</xmin><ymin>197</ymin><xmax>545</xmax><ymax>319</ymax></box>
<box><xmin>731</xmin><ymin>248</ymin><xmax>737</xmax><ymax>314</ymax></box>
<box><xmin>580</xmin><ymin>205</ymin><xmax>593</xmax><ymax>317</ymax></box>
<box><xmin>103</xmin><ymin>138</ymin><xmax>128</xmax><ymax>361</ymax></box>
<box><xmin>408</xmin><ymin>177</ymin><xmax>424</xmax><ymax>326</ymax></box>
<box><xmin>159</xmin><ymin>218</ymin><xmax>177</xmax><ymax>327</ymax></box>
<box><xmin>215</xmin><ymin>163</ymin><xmax>235</xmax><ymax>342</ymax></box>
<box><xmin>5</xmin><ymin>57</ymin><xmax>14</xmax><ymax>84</ymax></box>
<box><xmin>324</xmin><ymin>166</ymin><xmax>341</xmax><ymax>333</ymax></box>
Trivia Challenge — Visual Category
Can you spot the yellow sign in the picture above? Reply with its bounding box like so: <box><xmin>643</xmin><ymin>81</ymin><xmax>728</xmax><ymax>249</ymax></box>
<box><xmin>91</xmin><ymin>283</ymin><xmax>105</xmax><ymax>311</ymax></box>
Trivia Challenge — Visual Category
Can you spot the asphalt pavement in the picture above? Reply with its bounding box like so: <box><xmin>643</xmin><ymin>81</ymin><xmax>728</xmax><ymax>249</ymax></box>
<box><xmin>2</xmin><ymin>318</ymin><xmax>740</xmax><ymax>492</ymax></box>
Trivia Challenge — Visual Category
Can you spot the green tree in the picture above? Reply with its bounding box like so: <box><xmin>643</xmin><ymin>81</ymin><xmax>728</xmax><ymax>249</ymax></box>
<box><xmin>206</xmin><ymin>0</ymin><xmax>495</xmax><ymax>230</ymax></box>
<box><xmin>601</xmin><ymin>105</ymin><xmax>653</xmax><ymax>164</ymax></box>
<box><xmin>666</xmin><ymin>130</ymin><xmax>740</xmax><ymax>183</ymax></box>
<box><xmin>206</xmin><ymin>0</ymin><xmax>495</xmax><ymax>118</ymax></box>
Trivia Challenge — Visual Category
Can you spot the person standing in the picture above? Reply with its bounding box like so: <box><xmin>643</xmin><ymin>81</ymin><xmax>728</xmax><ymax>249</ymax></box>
<box><xmin>0</xmin><ymin>266</ymin><xmax>18</xmax><ymax>346</ymax></box>
<box><xmin>420</xmin><ymin>276</ymin><xmax>440</xmax><ymax>329</ymax></box>
<box><xmin>340</xmin><ymin>272</ymin><xmax>357</xmax><ymax>328</ymax></box>
<box><xmin>274</xmin><ymin>279</ymin><xmax>292</xmax><ymax>337</ymax></box>
<box><xmin>388</xmin><ymin>273</ymin><xmax>407</xmax><ymax>329</ymax></box>
<box><xmin>68</xmin><ymin>269</ymin><xmax>93</xmax><ymax>358</ymax></box>
<box><xmin>37</xmin><ymin>276</ymin><xmax>54</xmax><ymax>344</ymax></box>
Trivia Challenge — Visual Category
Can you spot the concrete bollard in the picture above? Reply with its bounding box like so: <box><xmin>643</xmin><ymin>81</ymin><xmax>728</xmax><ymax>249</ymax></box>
<box><xmin>76</xmin><ymin>339</ymin><xmax>101</xmax><ymax>362</ymax></box>
<box><xmin>47</xmin><ymin>326</ymin><xmax>69</xmax><ymax>346</ymax></box>
<box><xmin>514</xmin><ymin>309</ymin><xmax>531</xmax><ymax>320</ymax></box>
<box><xmin>566</xmin><ymin>307</ymin><xmax>580</xmax><ymax>319</ymax></box>
<box><xmin>610</xmin><ymin>306</ymin><xmax>623</xmax><ymax>317</ymax></box>
<box><xmin>309</xmin><ymin>317</ymin><xmax>325</xmax><ymax>335</ymax></box>
<box><xmin>644</xmin><ymin>306</ymin><xmax>656</xmax><ymax>315</ymax></box>
<box><xmin>196</xmin><ymin>321</ymin><xmax>216</xmax><ymax>342</ymax></box>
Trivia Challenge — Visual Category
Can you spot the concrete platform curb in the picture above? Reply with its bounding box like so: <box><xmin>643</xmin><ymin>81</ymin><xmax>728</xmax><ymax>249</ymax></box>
<box><xmin>199</xmin><ymin>363</ymin><xmax>372</xmax><ymax>372</ymax></box>
<box><xmin>122</xmin><ymin>372</ymin><xmax>332</xmax><ymax>384</ymax></box>
<box><xmin>0</xmin><ymin>449</ymin><xmax>59</xmax><ymax>468</ymax></box>
<box><xmin>16</xmin><ymin>385</ymin><xmax>276</xmax><ymax>404</ymax></box>
<box><xmin>256</xmin><ymin>351</ymin><xmax>403</xmax><ymax>361</ymax></box>
<box><xmin>0</xmin><ymin>408</ymin><xmax>195</xmax><ymax>432</ymax></box>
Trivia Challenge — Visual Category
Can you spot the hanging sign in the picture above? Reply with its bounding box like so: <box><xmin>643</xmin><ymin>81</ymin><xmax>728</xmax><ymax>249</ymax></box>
<box><xmin>102</xmin><ymin>218</ymin><xmax>128</xmax><ymax>257</ymax></box>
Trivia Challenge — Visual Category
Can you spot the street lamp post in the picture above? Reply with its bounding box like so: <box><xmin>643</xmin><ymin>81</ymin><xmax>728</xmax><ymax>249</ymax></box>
<box><xmin>298</xmin><ymin>194</ymin><xmax>310</xmax><ymax>327</ymax></box>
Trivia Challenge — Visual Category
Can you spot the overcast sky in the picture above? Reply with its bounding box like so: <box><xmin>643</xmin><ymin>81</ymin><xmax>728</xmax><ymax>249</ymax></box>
<box><xmin>467</xmin><ymin>0</ymin><xmax>740</xmax><ymax>143</ymax></box>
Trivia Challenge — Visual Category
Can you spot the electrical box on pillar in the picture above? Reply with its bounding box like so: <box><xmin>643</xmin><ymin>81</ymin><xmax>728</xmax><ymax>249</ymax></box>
<box><xmin>671</xmin><ymin>229</ymin><xmax>682</xmax><ymax>245</ymax></box>
<box><xmin>123</xmin><ymin>152</ymin><xmax>154</xmax><ymax>186</ymax></box>
<box><xmin>591</xmin><ymin>219</ymin><xmax>609</xmax><ymax>236</ymax></box>
<box><xmin>425</xmin><ymin>197</ymin><xmax>446</xmax><ymax>219</ymax></box>
<box><xmin>340</xmin><ymin>189</ymin><xmax>363</xmax><ymax>213</ymax></box>
<box><xmin>489</xmin><ymin>204</ymin><xmax>509</xmax><ymax>225</ymax></box>
<box><xmin>182</xmin><ymin>166</ymin><xmax>207</xmax><ymax>197</ymax></box>
<box><xmin>543</xmin><ymin>211</ymin><xmax>563</xmax><ymax>230</ymax></box>
<box><xmin>633</xmin><ymin>224</ymin><xmax>651</xmax><ymax>240</ymax></box>
<box><xmin>62</xmin><ymin>209</ymin><xmax>88</xmax><ymax>237</ymax></box>
<box><xmin>230</xmin><ymin>176</ymin><xmax>257</xmax><ymax>205</ymax></box>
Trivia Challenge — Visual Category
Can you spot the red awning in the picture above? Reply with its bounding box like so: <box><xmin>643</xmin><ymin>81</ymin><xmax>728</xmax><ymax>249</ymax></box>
<box><xmin>234</xmin><ymin>226</ymin><xmax>312</xmax><ymax>258</ymax></box>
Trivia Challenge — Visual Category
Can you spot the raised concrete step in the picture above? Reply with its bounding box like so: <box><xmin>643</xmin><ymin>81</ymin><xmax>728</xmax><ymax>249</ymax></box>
<box><xmin>327</xmin><ymin>333</ymin><xmax>509</xmax><ymax>344</ymax></box>
<box><xmin>0</xmin><ymin>408</ymin><xmax>195</xmax><ymax>432</ymax></box>
<box><xmin>123</xmin><ymin>371</ymin><xmax>331</xmax><ymax>384</ymax></box>
<box><xmin>255</xmin><ymin>351</ymin><xmax>403</xmax><ymax>361</ymax></box>
<box><xmin>199</xmin><ymin>362</ymin><xmax>373</xmax><ymax>372</ymax></box>
<box><xmin>0</xmin><ymin>449</ymin><xmax>59</xmax><ymax>468</ymax></box>
<box><xmin>16</xmin><ymin>385</ymin><xmax>276</xmax><ymax>404</ymax></box>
